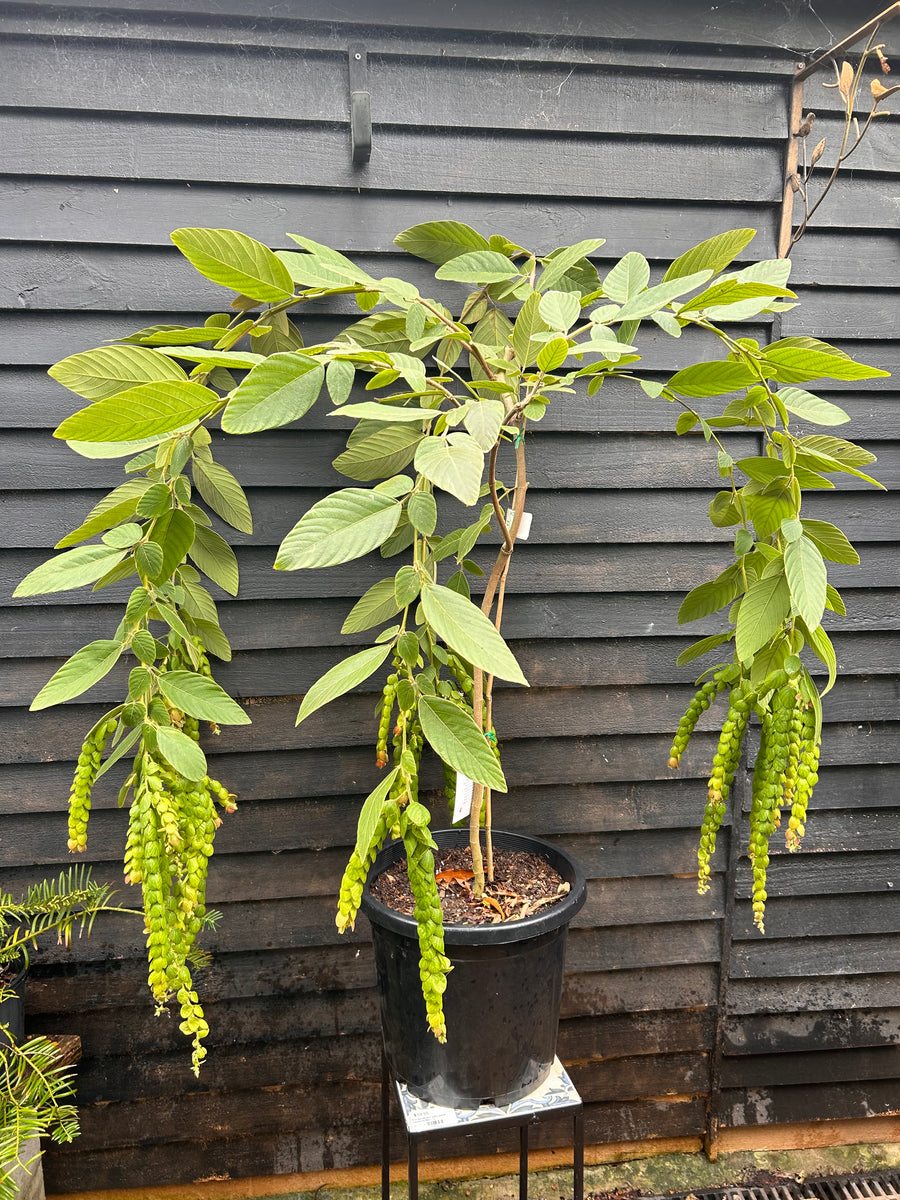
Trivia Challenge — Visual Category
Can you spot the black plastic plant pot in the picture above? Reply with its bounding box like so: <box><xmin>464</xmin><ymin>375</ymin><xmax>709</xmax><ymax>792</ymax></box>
<box><xmin>360</xmin><ymin>829</ymin><xmax>586</xmax><ymax>1109</ymax></box>
<box><xmin>0</xmin><ymin>960</ymin><xmax>27</xmax><ymax>1049</ymax></box>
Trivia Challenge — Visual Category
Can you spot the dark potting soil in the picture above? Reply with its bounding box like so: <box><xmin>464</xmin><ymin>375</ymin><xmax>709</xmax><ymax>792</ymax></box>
<box><xmin>370</xmin><ymin>844</ymin><xmax>570</xmax><ymax>925</ymax></box>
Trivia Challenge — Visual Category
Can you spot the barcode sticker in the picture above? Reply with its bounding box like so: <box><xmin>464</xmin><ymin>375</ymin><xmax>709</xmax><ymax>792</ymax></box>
<box><xmin>506</xmin><ymin>509</ymin><xmax>533</xmax><ymax>540</ymax></box>
<box><xmin>453</xmin><ymin>773</ymin><xmax>474</xmax><ymax>823</ymax></box>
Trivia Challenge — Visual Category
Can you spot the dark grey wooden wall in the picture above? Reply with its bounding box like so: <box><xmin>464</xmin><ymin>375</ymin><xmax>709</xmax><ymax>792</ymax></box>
<box><xmin>1</xmin><ymin>0</ymin><xmax>898</xmax><ymax>1190</ymax></box>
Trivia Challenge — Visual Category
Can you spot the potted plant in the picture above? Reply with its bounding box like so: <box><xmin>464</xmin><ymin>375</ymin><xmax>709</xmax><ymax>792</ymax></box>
<box><xmin>1</xmin><ymin>867</ymin><xmax>128</xmax><ymax>1196</ymax></box>
<box><xmin>16</xmin><ymin>222</ymin><xmax>886</xmax><ymax>1094</ymax></box>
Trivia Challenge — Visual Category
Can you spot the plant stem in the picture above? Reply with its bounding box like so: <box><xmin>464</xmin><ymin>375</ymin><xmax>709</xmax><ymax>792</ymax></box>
<box><xmin>468</xmin><ymin>427</ymin><xmax>528</xmax><ymax>896</ymax></box>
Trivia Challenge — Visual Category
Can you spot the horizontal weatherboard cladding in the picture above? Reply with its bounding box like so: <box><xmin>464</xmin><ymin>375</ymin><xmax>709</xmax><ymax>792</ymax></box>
<box><xmin>1</xmin><ymin>0</ymin><xmax>897</xmax><ymax>1190</ymax></box>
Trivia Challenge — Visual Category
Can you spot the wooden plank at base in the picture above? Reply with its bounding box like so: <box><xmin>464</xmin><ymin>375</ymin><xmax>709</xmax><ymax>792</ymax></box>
<box><xmin>41</xmin><ymin>1095</ymin><xmax>706</xmax><ymax>1192</ymax></box>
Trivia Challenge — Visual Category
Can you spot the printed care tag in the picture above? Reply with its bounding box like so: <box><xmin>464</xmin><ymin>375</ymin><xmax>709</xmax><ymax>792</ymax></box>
<box><xmin>452</xmin><ymin>773</ymin><xmax>474</xmax><ymax>823</ymax></box>
<box><xmin>506</xmin><ymin>509</ymin><xmax>533</xmax><ymax>540</ymax></box>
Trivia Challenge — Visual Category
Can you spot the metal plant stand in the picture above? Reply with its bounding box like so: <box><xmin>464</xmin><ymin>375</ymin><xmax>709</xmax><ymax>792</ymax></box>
<box><xmin>381</xmin><ymin>1053</ymin><xmax>584</xmax><ymax>1200</ymax></box>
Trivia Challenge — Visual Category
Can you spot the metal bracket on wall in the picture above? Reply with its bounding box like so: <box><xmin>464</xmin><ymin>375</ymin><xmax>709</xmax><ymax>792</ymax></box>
<box><xmin>348</xmin><ymin>45</ymin><xmax>372</xmax><ymax>165</ymax></box>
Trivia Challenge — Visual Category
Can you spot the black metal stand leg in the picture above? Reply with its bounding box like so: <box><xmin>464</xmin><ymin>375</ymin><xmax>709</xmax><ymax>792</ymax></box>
<box><xmin>519</xmin><ymin>1122</ymin><xmax>529</xmax><ymax>1200</ymax></box>
<box><xmin>408</xmin><ymin>1133</ymin><xmax>419</xmax><ymax>1200</ymax></box>
<box><xmin>381</xmin><ymin>1050</ymin><xmax>390</xmax><ymax>1200</ymax></box>
<box><xmin>573</xmin><ymin>1107</ymin><xmax>584</xmax><ymax>1200</ymax></box>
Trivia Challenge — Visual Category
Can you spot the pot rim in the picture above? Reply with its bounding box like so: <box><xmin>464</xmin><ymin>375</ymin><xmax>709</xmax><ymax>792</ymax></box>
<box><xmin>360</xmin><ymin>828</ymin><xmax>586</xmax><ymax>945</ymax></box>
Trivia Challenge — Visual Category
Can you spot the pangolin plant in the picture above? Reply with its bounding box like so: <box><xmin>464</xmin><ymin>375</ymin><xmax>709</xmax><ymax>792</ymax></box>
<box><xmin>17</xmin><ymin>222</ymin><xmax>886</xmax><ymax>1067</ymax></box>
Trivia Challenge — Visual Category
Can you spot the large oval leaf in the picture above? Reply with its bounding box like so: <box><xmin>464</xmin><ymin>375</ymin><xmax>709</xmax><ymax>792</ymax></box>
<box><xmin>394</xmin><ymin>221</ymin><xmax>490</xmax><ymax>265</ymax></box>
<box><xmin>276</xmin><ymin>489</ymin><xmax>401</xmax><ymax>571</ymax></box>
<box><xmin>221</xmin><ymin>353</ymin><xmax>325</xmax><ymax>434</ymax></box>
<box><xmin>341</xmin><ymin>577</ymin><xmax>404</xmax><ymax>634</ymax></box>
<box><xmin>171</xmin><ymin>227</ymin><xmax>294</xmax><ymax>302</ymax></box>
<box><xmin>49</xmin><ymin>345</ymin><xmax>188</xmax><ymax>401</ymax></box>
<box><xmin>192</xmin><ymin>459</ymin><xmax>253</xmax><ymax>534</ymax></box>
<box><xmin>30</xmin><ymin>640</ymin><xmax>123</xmax><ymax>710</ymax></box>
<box><xmin>418</xmin><ymin>696</ymin><xmax>507</xmax><ymax>792</ymax></box>
<box><xmin>55</xmin><ymin>382</ymin><xmax>219</xmax><ymax>443</ymax></box>
<box><xmin>296</xmin><ymin>643</ymin><xmax>392</xmax><ymax>725</ymax></box>
<box><xmin>420</xmin><ymin>582</ymin><xmax>527</xmax><ymax>686</ymax></box>
<box><xmin>435</xmin><ymin>251</ymin><xmax>519</xmax><ymax>284</ymax></box>
<box><xmin>735</xmin><ymin>570</ymin><xmax>791</xmax><ymax>665</ymax></box>
<box><xmin>414</xmin><ymin>434</ymin><xmax>484</xmax><ymax>505</ymax></box>
<box><xmin>189</xmin><ymin>525</ymin><xmax>240</xmax><ymax>595</ymax></box>
<box><xmin>155</xmin><ymin>726</ymin><xmax>208</xmax><ymax>782</ymax></box>
<box><xmin>784</xmin><ymin>536</ymin><xmax>827</xmax><ymax>631</ymax></box>
<box><xmin>56</xmin><ymin>480</ymin><xmax>152</xmax><ymax>549</ymax></box>
<box><xmin>14</xmin><ymin>544</ymin><xmax>128</xmax><ymax>598</ymax></box>
<box><xmin>157</xmin><ymin>671</ymin><xmax>251</xmax><ymax>725</ymax></box>
<box><xmin>334</xmin><ymin>422</ymin><xmax>425</xmax><ymax>482</ymax></box>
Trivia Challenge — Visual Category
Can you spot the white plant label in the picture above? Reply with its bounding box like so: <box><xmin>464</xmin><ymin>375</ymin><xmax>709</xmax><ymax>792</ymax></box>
<box><xmin>506</xmin><ymin>508</ymin><xmax>533</xmax><ymax>540</ymax></box>
<box><xmin>452</xmin><ymin>772</ymin><xmax>474</xmax><ymax>823</ymax></box>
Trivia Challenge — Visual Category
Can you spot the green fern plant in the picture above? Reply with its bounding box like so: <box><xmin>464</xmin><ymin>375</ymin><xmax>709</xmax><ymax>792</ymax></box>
<box><xmin>0</xmin><ymin>866</ymin><xmax>129</xmax><ymax>1192</ymax></box>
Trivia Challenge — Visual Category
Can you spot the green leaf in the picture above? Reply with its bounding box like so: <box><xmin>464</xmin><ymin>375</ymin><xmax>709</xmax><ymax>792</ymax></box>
<box><xmin>15</xmin><ymin>544</ymin><xmax>128</xmax><ymax>598</ymax></box>
<box><xmin>784</xmin><ymin>535</ymin><xmax>827</xmax><ymax>630</ymax></box>
<box><xmin>95</xmin><ymin>724</ymin><xmax>143</xmax><ymax>781</ymax></box>
<box><xmin>49</xmin><ymin>345</ymin><xmax>188</xmax><ymax>401</ymax></box>
<box><xmin>734</xmin><ymin>528</ymin><xmax>755</xmax><ymax>555</ymax></box>
<box><xmin>678</xmin><ymin>280</ymin><xmax>793</xmax><ymax>314</ymax></box>
<box><xmin>326</xmin><ymin>358</ymin><xmax>355</xmax><ymax>405</ymax></box>
<box><xmin>155</xmin><ymin>725</ymin><xmax>208</xmax><ymax>781</ymax></box>
<box><xmin>56</xmin><ymin>480</ymin><xmax>152</xmax><ymax>549</ymax></box>
<box><xmin>189</xmin><ymin>524</ymin><xmax>240</xmax><ymax>595</ymax></box>
<box><xmin>394</xmin><ymin>221</ymin><xmax>490</xmax><ymax>265</ymax></box>
<box><xmin>295</xmin><ymin>643</ymin><xmax>392</xmax><ymax>725</ymax></box>
<box><xmin>677</xmin><ymin>563</ymin><xmax>742</xmax><ymax>624</ymax></box>
<box><xmin>463</xmin><ymin>399</ymin><xmax>506</xmax><ymax>450</ymax></box>
<box><xmin>135</xmin><ymin>541</ymin><xmax>164</xmax><ymax>581</ymax></box>
<box><xmin>188</xmin><ymin>616</ymin><xmax>232</xmax><ymax>661</ymax></box>
<box><xmin>803</xmin><ymin>621</ymin><xmax>837</xmax><ymax>695</ymax></box>
<box><xmin>800</xmin><ymin>519</ymin><xmax>860</xmax><ymax>565</ymax></box>
<box><xmin>602</xmin><ymin>252</ymin><xmax>650</xmax><ymax>303</ymax></box>
<box><xmin>512</xmin><ymin>292</ymin><xmax>551</xmax><ymax>367</ymax></box>
<box><xmin>708</xmin><ymin>490</ymin><xmax>743</xmax><ymax>527</ymax></box>
<box><xmin>777</xmin><ymin>387</ymin><xmax>850</xmax><ymax>426</ymax></box>
<box><xmin>663</xmin><ymin>228</ymin><xmax>756</xmax><ymax>282</ymax></box>
<box><xmin>420</xmin><ymin>582</ymin><xmax>527</xmax><ymax>685</ymax></box>
<box><xmin>537</xmin><ymin>337</ymin><xmax>570</xmax><ymax>373</ymax></box>
<box><xmin>151</xmin><ymin>346</ymin><xmax>265</xmax><ymax>370</ymax></box>
<box><xmin>667</xmin><ymin>361</ymin><xmax>758</xmax><ymax>397</ymax></box>
<box><xmin>407</xmin><ymin>491</ymin><xmax>437</xmax><ymax>536</ymax></box>
<box><xmin>469</xmin><ymin>309</ymin><xmax>515</xmax><ymax>380</ymax></box>
<box><xmin>276</xmin><ymin>488</ymin><xmax>401</xmax><ymax>570</ymax></box>
<box><xmin>30</xmin><ymin>639</ymin><xmax>123</xmax><ymax>710</ymax></box>
<box><xmin>171</xmin><ymin>227</ymin><xmax>294</xmax><ymax>302</ymax></box>
<box><xmin>333</xmin><ymin>422</ymin><xmax>424</xmax><ymax>482</ymax></box>
<box><xmin>743</xmin><ymin>479</ymin><xmax>795</xmax><ymax>538</ymax></box>
<box><xmin>735</xmin><ymin>570</ymin><xmax>791</xmax><ymax>664</ymax></box>
<box><xmin>147</xmin><ymin>508</ymin><xmax>196</xmax><ymax>583</ymax></box>
<box><xmin>158</xmin><ymin>671</ymin><xmax>251</xmax><ymax>725</ymax></box>
<box><xmin>394</xmin><ymin>565</ymin><xmax>421</xmax><ymax>608</ymax></box>
<box><xmin>763</xmin><ymin>345</ymin><xmax>889</xmax><ymax>383</ymax></box>
<box><xmin>781</xmin><ymin>517</ymin><xmax>803</xmax><ymax>543</ymax></box>
<box><xmin>414</xmin><ymin>434</ymin><xmax>484</xmax><ymax>505</ymax></box>
<box><xmin>675</xmin><ymin>632</ymin><xmax>732</xmax><ymax>666</ymax></box>
<box><xmin>221</xmin><ymin>353</ymin><xmax>324</xmax><ymax>434</ymax></box>
<box><xmin>330</xmin><ymin>402</ymin><xmax>437</xmax><ymax>423</ymax></box>
<box><xmin>137</xmin><ymin>483</ymin><xmax>173</xmax><ymax>520</ymax></box>
<box><xmin>285</xmin><ymin>233</ymin><xmax>374</xmax><ymax>284</ymax></box>
<box><xmin>538</xmin><ymin>239</ymin><xmax>605</xmax><ymax>293</ymax></box>
<box><xmin>276</xmin><ymin>249</ymin><xmax>372</xmax><ymax>289</ymax></box>
<box><xmin>825</xmin><ymin>582</ymin><xmax>847</xmax><ymax>617</ymax></box>
<box><xmin>355</xmin><ymin>767</ymin><xmax>402</xmax><ymax>860</ymax></box>
<box><xmin>55</xmin><ymin>381</ymin><xmax>218</xmax><ymax>443</ymax></box>
<box><xmin>613</xmin><ymin>270</ymin><xmax>712</xmax><ymax>323</ymax></box>
<box><xmin>102</xmin><ymin>523</ymin><xmax>143</xmax><ymax>549</ymax></box>
<box><xmin>418</xmin><ymin>696</ymin><xmax>507</xmax><ymax>792</ymax></box>
<box><xmin>798</xmin><ymin>435</ymin><xmax>876</xmax><ymax>468</ymax></box>
<box><xmin>435</xmin><ymin>251</ymin><xmax>519</xmax><ymax>284</ymax></box>
<box><xmin>341</xmin><ymin>577</ymin><xmax>404</xmax><ymax>634</ymax></box>
<box><xmin>192</xmin><ymin>459</ymin><xmax>253</xmax><ymax>534</ymax></box>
